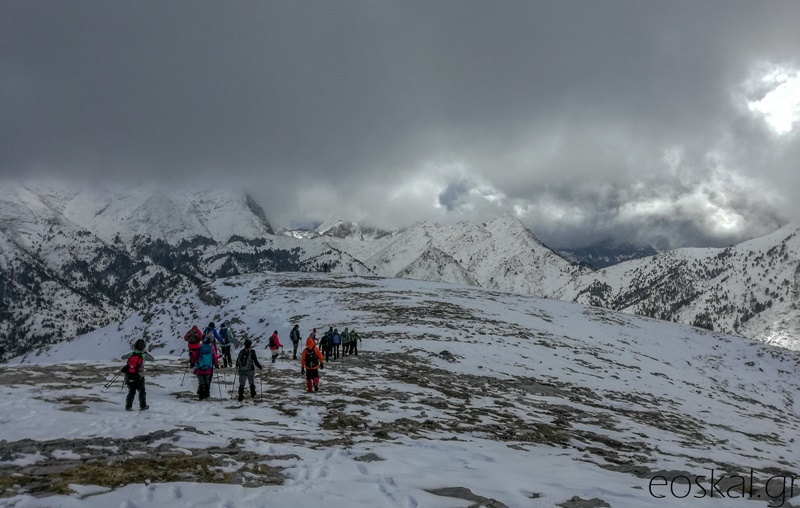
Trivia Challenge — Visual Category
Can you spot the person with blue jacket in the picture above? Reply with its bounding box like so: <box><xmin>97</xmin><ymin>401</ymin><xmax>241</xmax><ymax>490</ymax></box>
<box><xmin>203</xmin><ymin>322</ymin><xmax>223</xmax><ymax>344</ymax></box>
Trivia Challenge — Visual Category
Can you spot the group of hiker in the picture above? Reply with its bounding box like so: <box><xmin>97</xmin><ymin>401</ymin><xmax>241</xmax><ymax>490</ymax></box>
<box><xmin>119</xmin><ymin>320</ymin><xmax>364</xmax><ymax>409</ymax></box>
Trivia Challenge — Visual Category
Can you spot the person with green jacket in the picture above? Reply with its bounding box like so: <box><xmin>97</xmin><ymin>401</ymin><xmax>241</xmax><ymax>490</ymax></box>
<box><xmin>349</xmin><ymin>328</ymin><xmax>362</xmax><ymax>356</ymax></box>
<box><xmin>341</xmin><ymin>328</ymin><xmax>350</xmax><ymax>357</ymax></box>
<box><xmin>121</xmin><ymin>338</ymin><xmax>155</xmax><ymax>411</ymax></box>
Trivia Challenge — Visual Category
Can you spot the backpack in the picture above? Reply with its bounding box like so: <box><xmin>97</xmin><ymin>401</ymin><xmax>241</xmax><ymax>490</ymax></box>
<box><xmin>219</xmin><ymin>327</ymin><xmax>232</xmax><ymax>345</ymax></box>
<box><xmin>126</xmin><ymin>353</ymin><xmax>143</xmax><ymax>381</ymax></box>
<box><xmin>320</xmin><ymin>334</ymin><xmax>332</xmax><ymax>350</ymax></box>
<box><xmin>237</xmin><ymin>348</ymin><xmax>254</xmax><ymax>370</ymax></box>
<box><xmin>268</xmin><ymin>335</ymin><xmax>276</xmax><ymax>348</ymax></box>
<box><xmin>196</xmin><ymin>343</ymin><xmax>214</xmax><ymax>370</ymax></box>
<box><xmin>186</xmin><ymin>328</ymin><xmax>201</xmax><ymax>345</ymax></box>
<box><xmin>304</xmin><ymin>349</ymin><xmax>320</xmax><ymax>369</ymax></box>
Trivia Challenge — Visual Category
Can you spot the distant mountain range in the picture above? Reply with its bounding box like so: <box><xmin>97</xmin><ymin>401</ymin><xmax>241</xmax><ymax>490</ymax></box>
<box><xmin>2</xmin><ymin>181</ymin><xmax>799</xmax><ymax>359</ymax></box>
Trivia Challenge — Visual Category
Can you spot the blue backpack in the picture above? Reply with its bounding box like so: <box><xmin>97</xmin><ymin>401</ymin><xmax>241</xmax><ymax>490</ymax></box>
<box><xmin>196</xmin><ymin>342</ymin><xmax>214</xmax><ymax>370</ymax></box>
<box><xmin>332</xmin><ymin>333</ymin><xmax>341</xmax><ymax>345</ymax></box>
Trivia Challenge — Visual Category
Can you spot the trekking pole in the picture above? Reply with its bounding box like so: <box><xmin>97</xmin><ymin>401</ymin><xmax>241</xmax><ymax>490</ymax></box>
<box><xmin>103</xmin><ymin>370</ymin><xmax>122</xmax><ymax>389</ymax></box>
<box><xmin>230</xmin><ymin>367</ymin><xmax>239</xmax><ymax>400</ymax></box>
<box><xmin>217</xmin><ymin>371</ymin><xmax>223</xmax><ymax>400</ymax></box>
<box><xmin>180</xmin><ymin>361</ymin><xmax>190</xmax><ymax>386</ymax></box>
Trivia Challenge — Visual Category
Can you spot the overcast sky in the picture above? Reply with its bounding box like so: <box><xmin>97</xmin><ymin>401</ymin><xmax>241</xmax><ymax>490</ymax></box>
<box><xmin>2</xmin><ymin>1</ymin><xmax>800</xmax><ymax>249</ymax></box>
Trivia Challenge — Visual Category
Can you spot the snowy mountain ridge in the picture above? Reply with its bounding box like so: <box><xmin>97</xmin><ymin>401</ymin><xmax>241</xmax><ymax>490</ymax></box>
<box><xmin>3</xmin><ymin>181</ymin><xmax>800</xmax><ymax>358</ymax></box>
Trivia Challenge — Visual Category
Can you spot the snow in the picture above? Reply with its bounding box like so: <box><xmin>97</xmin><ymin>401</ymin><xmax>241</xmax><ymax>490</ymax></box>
<box><xmin>2</xmin><ymin>272</ymin><xmax>800</xmax><ymax>507</ymax></box>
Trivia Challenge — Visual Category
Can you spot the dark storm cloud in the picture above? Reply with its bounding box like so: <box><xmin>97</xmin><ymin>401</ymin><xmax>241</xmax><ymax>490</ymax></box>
<box><xmin>2</xmin><ymin>1</ymin><xmax>800</xmax><ymax>248</ymax></box>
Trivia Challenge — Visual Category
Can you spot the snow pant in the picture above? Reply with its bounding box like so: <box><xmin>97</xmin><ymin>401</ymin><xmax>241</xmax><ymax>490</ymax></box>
<box><xmin>221</xmin><ymin>345</ymin><xmax>232</xmax><ymax>368</ymax></box>
<box><xmin>196</xmin><ymin>373</ymin><xmax>213</xmax><ymax>400</ymax></box>
<box><xmin>332</xmin><ymin>344</ymin><xmax>340</xmax><ymax>359</ymax></box>
<box><xmin>125</xmin><ymin>376</ymin><xmax>146</xmax><ymax>410</ymax></box>
<box><xmin>323</xmin><ymin>349</ymin><xmax>331</xmax><ymax>362</ymax></box>
<box><xmin>351</xmin><ymin>340</ymin><xmax>358</xmax><ymax>355</ymax></box>
<box><xmin>271</xmin><ymin>351</ymin><xmax>279</xmax><ymax>363</ymax></box>
<box><xmin>291</xmin><ymin>341</ymin><xmax>299</xmax><ymax>360</ymax></box>
<box><xmin>238</xmin><ymin>370</ymin><xmax>256</xmax><ymax>401</ymax></box>
<box><xmin>305</xmin><ymin>368</ymin><xmax>320</xmax><ymax>393</ymax></box>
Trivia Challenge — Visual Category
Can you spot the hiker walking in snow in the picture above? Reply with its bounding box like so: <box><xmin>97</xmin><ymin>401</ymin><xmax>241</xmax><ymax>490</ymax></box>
<box><xmin>193</xmin><ymin>335</ymin><xmax>219</xmax><ymax>400</ymax></box>
<box><xmin>235</xmin><ymin>339</ymin><xmax>263</xmax><ymax>401</ymax></box>
<box><xmin>320</xmin><ymin>328</ymin><xmax>333</xmax><ymax>362</ymax></box>
<box><xmin>341</xmin><ymin>327</ymin><xmax>350</xmax><ymax>357</ymax></box>
<box><xmin>218</xmin><ymin>322</ymin><xmax>235</xmax><ymax>368</ymax></box>
<box><xmin>267</xmin><ymin>330</ymin><xmax>284</xmax><ymax>363</ymax></box>
<box><xmin>309</xmin><ymin>328</ymin><xmax>318</xmax><ymax>346</ymax></box>
<box><xmin>289</xmin><ymin>324</ymin><xmax>301</xmax><ymax>360</ymax></box>
<box><xmin>331</xmin><ymin>328</ymin><xmax>342</xmax><ymax>359</ymax></box>
<box><xmin>349</xmin><ymin>328</ymin><xmax>362</xmax><ymax>355</ymax></box>
<box><xmin>203</xmin><ymin>321</ymin><xmax>223</xmax><ymax>344</ymax></box>
<box><xmin>122</xmin><ymin>339</ymin><xmax>154</xmax><ymax>411</ymax></box>
<box><xmin>300</xmin><ymin>337</ymin><xmax>324</xmax><ymax>393</ymax></box>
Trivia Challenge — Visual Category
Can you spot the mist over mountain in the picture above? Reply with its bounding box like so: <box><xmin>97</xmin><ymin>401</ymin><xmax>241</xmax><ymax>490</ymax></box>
<box><xmin>557</xmin><ymin>239</ymin><xmax>659</xmax><ymax>269</ymax></box>
<box><xmin>3</xmin><ymin>182</ymin><xmax>800</xmax><ymax>359</ymax></box>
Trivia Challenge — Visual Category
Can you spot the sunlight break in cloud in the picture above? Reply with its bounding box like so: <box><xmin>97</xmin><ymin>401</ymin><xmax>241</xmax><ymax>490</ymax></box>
<box><xmin>746</xmin><ymin>66</ymin><xmax>800</xmax><ymax>135</ymax></box>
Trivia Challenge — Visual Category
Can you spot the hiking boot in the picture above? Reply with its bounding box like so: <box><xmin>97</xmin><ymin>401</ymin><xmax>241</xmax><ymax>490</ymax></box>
<box><xmin>125</xmin><ymin>407</ymin><xmax>132</xmax><ymax>411</ymax></box>
<box><xmin>313</xmin><ymin>383</ymin><xmax>319</xmax><ymax>392</ymax></box>
<box><xmin>139</xmin><ymin>405</ymin><xmax>149</xmax><ymax>411</ymax></box>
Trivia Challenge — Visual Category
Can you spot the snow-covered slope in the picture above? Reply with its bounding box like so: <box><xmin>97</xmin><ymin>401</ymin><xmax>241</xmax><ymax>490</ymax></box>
<box><xmin>557</xmin><ymin>222</ymin><xmax>800</xmax><ymax>350</ymax></box>
<box><xmin>3</xmin><ymin>272</ymin><xmax>799</xmax><ymax>507</ymax></box>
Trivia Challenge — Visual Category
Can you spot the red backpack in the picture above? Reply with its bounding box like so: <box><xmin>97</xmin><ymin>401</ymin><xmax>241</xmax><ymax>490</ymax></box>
<box><xmin>127</xmin><ymin>354</ymin><xmax>143</xmax><ymax>377</ymax></box>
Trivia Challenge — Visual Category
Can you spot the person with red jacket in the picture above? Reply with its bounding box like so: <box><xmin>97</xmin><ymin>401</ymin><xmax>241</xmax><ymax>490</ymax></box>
<box><xmin>184</xmin><ymin>325</ymin><xmax>203</xmax><ymax>366</ymax></box>
<box><xmin>300</xmin><ymin>337</ymin><xmax>324</xmax><ymax>393</ymax></box>
<box><xmin>268</xmin><ymin>330</ymin><xmax>283</xmax><ymax>363</ymax></box>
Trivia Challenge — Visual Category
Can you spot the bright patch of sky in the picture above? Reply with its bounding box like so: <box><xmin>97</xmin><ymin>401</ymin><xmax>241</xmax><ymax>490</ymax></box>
<box><xmin>746</xmin><ymin>65</ymin><xmax>800</xmax><ymax>135</ymax></box>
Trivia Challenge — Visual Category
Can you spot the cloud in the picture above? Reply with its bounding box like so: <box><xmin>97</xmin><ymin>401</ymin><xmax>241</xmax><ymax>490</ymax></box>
<box><xmin>2</xmin><ymin>1</ymin><xmax>800</xmax><ymax>249</ymax></box>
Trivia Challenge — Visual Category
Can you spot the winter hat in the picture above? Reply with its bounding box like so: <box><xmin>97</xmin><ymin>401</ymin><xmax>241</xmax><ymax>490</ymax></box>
<box><xmin>209</xmin><ymin>322</ymin><xmax>215</xmax><ymax>328</ymax></box>
<box><xmin>313</xmin><ymin>328</ymin><xmax>316</xmax><ymax>333</ymax></box>
<box><xmin>244</xmin><ymin>339</ymin><xmax>252</xmax><ymax>348</ymax></box>
<box><xmin>306</xmin><ymin>337</ymin><xmax>315</xmax><ymax>349</ymax></box>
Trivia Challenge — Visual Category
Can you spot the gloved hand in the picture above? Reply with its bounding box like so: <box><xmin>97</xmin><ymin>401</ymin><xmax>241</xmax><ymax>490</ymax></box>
<box><xmin>301</xmin><ymin>368</ymin><xmax>305</xmax><ymax>375</ymax></box>
<box><xmin>320</xmin><ymin>363</ymin><xmax>324</xmax><ymax>370</ymax></box>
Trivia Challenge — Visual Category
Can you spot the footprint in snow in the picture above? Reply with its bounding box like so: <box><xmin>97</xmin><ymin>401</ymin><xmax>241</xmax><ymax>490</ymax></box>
<box><xmin>171</xmin><ymin>485</ymin><xmax>183</xmax><ymax>499</ymax></box>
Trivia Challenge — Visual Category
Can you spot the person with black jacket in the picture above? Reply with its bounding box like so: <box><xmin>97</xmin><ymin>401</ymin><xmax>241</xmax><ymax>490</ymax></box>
<box><xmin>289</xmin><ymin>324</ymin><xmax>301</xmax><ymax>360</ymax></box>
<box><xmin>235</xmin><ymin>339</ymin><xmax>263</xmax><ymax>401</ymax></box>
